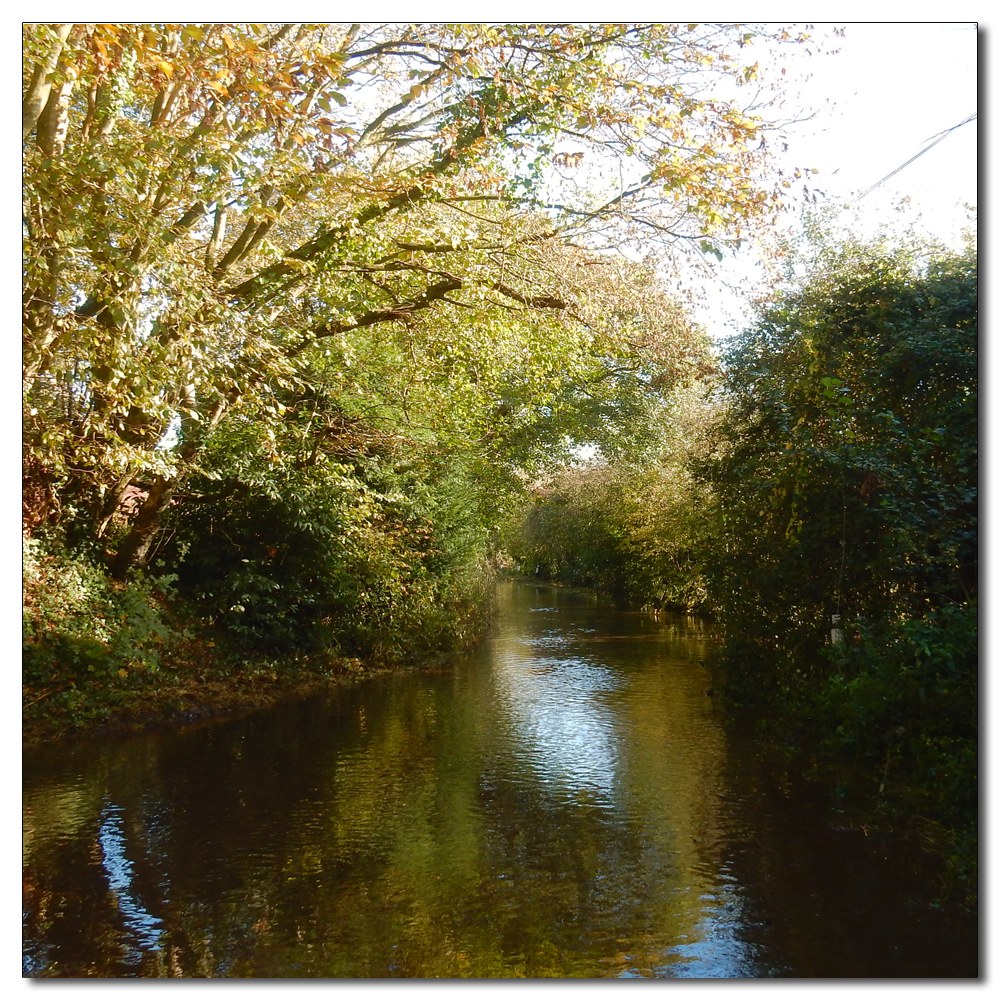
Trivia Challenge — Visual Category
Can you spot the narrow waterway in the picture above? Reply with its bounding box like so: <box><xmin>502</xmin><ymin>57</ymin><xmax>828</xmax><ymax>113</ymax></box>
<box><xmin>23</xmin><ymin>581</ymin><xmax>976</xmax><ymax>978</ymax></box>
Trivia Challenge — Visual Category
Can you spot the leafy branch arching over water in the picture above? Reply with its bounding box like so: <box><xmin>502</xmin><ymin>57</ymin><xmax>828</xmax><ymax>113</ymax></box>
<box><xmin>23</xmin><ymin>21</ymin><xmax>801</xmax><ymax>678</ymax></box>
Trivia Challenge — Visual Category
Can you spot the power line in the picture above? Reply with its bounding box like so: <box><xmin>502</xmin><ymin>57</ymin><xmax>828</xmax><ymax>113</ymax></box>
<box><xmin>851</xmin><ymin>111</ymin><xmax>977</xmax><ymax>203</ymax></box>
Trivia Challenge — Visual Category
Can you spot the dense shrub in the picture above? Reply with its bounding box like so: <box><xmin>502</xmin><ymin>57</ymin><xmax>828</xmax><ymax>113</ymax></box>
<box><xmin>23</xmin><ymin>535</ymin><xmax>186</xmax><ymax>688</ymax></box>
<box><xmin>158</xmin><ymin>411</ymin><xmax>495</xmax><ymax>663</ymax></box>
<box><xmin>702</xmin><ymin>231</ymin><xmax>977</xmax><ymax>865</ymax></box>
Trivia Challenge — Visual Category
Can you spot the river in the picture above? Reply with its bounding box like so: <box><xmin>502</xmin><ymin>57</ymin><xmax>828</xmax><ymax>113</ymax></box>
<box><xmin>22</xmin><ymin>581</ymin><xmax>977</xmax><ymax>977</ymax></box>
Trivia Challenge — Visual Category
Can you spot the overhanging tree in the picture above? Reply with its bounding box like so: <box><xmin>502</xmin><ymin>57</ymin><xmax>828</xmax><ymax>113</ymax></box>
<box><xmin>22</xmin><ymin>22</ymin><xmax>810</xmax><ymax>574</ymax></box>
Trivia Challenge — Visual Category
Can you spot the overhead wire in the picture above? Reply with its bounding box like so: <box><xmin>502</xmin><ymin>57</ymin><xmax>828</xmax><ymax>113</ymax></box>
<box><xmin>850</xmin><ymin>111</ymin><xmax>977</xmax><ymax>203</ymax></box>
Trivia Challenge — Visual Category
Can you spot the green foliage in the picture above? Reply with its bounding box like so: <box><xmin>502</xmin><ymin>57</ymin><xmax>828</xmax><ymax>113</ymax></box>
<box><xmin>22</xmin><ymin>21</ymin><xmax>774</xmax><ymax>676</ymax></box>
<box><xmin>823</xmin><ymin>603</ymin><xmax>977</xmax><ymax>819</ymax></box>
<box><xmin>23</xmin><ymin>21</ymin><xmax>793</xmax><ymax>559</ymax></box>
<box><xmin>702</xmin><ymin>227</ymin><xmax>977</xmax><ymax>851</ymax></box>
<box><xmin>512</xmin><ymin>465</ymin><xmax>631</xmax><ymax>595</ymax></box>
<box><xmin>22</xmin><ymin>535</ymin><xmax>186</xmax><ymax>688</ymax></box>
<box><xmin>506</xmin><ymin>386</ymin><xmax>721</xmax><ymax>611</ymax></box>
<box><xmin>159</xmin><ymin>398</ymin><xmax>495</xmax><ymax>662</ymax></box>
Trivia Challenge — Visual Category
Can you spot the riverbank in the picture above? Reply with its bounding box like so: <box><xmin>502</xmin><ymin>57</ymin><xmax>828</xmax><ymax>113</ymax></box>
<box><xmin>22</xmin><ymin>633</ymin><xmax>444</xmax><ymax>747</ymax></box>
<box><xmin>21</xmin><ymin>572</ymin><xmax>669</xmax><ymax>747</ymax></box>
<box><xmin>22</xmin><ymin>573</ymin><xmax>676</xmax><ymax>749</ymax></box>
<box><xmin>23</xmin><ymin>534</ymin><xmax>495</xmax><ymax>748</ymax></box>
<box><xmin>23</xmin><ymin>573</ymin><xmax>975</xmax><ymax>913</ymax></box>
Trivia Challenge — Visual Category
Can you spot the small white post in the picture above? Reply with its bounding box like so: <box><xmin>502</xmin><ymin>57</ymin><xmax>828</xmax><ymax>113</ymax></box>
<box><xmin>831</xmin><ymin>613</ymin><xmax>844</xmax><ymax>645</ymax></box>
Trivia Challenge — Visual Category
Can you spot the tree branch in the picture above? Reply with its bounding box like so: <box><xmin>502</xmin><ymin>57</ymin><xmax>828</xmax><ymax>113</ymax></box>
<box><xmin>225</xmin><ymin>114</ymin><xmax>508</xmax><ymax>304</ymax></box>
<box><xmin>491</xmin><ymin>280</ymin><xmax>567</xmax><ymax>311</ymax></box>
<box><xmin>22</xmin><ymin>23</ymin><xmax>73</xmax><ymax>140</ymax></box>
<box><xmin>287</xmin><ymin>276</ymin><xmax>463</xmax><ymax>356</ymax></box>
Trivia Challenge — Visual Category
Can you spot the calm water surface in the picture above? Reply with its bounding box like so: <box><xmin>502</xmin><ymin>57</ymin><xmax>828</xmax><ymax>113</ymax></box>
<box><xmin>23</xmin><ymin>582</ymin><xmax>977</xmax><ymax>977</ymax></box>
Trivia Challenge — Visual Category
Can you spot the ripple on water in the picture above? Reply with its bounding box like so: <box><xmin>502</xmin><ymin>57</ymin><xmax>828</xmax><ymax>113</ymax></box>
<box><xmin>22</xmin><ymin>583</ymin><xmax>978</xmax><ymax>978</ymax></box>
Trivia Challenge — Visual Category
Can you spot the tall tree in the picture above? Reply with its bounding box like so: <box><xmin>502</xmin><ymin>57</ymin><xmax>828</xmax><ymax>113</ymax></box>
<box><xmin>706</xmin><ymin>231</ymin><xmax>977</xmax><ymax>661</ymax></box>
<box><xmin>701</xmin><ymin>228</ymin><xmax>977</xmax><ymax>835</ymax></box>
<box><xmin>22</xmin><ymin>22</ymin><xmax>808</xmax><ymax>573</ymax></box>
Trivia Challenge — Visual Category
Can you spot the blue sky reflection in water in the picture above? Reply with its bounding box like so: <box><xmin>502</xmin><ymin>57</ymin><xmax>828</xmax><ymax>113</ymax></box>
<box><xmin>98</xmin><ymin>804</ymin><xmax>167</xmax><ymax>955</ymax></box>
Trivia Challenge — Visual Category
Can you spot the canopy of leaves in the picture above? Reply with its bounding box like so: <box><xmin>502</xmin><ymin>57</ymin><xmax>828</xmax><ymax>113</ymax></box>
<box><xmin>23</xmin><ymin>21</ymin><xmax>800</xmax><ymax>500</ymax></box>
<box><xmin>21</xmin><ymin>21</ymin><xmax>803</xmax><ymax>657</ymax></box>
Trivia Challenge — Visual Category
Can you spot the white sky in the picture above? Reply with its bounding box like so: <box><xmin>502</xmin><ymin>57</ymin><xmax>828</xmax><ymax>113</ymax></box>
<box><xmin>776</xmin><ymin>23</ymin><xmax>976</xmax><ymax>227</ymax></box>
<box><xmin>690</xmin><ymin>21</ymin><xmax>979</xmax><ymax>340</ymax></box>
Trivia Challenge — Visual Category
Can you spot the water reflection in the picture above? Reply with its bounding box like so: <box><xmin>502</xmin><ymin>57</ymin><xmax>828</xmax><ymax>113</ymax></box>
<box><xmin>98</xmin><ymin>804</ymin><xmax>165</xmax><ymax>953</ymax></box>
<box><xmin>22</xmin><ymin>582</ymin><xmax>976</xmax><ymax>978</ymax></box>
<box><xmin>492</xmin><ymin>641</ymin><xmax>622</xmax><ymax>800</ymax></box>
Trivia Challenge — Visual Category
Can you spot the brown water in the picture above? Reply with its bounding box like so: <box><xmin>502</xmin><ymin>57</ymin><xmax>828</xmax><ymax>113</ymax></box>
<box><xmin>22</xmin><ymin>581</ymin><xmax>977</xmax><ymax>978</ymax></box>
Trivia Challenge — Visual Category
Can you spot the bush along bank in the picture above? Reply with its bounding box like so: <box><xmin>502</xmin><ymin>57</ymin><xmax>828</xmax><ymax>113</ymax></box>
<box><xmin>22</xmin><ymin>529</ymin><xmax>496</xmax><ymax>746</ymax></box>
<box><xmin>701</xmin><ymin>233</ymin><xmax>977</xmax><ymax>904</ymax></box>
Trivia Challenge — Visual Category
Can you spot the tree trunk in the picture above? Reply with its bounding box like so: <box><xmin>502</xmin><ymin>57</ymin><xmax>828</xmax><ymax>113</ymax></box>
<box><xmin>94</xmin><ymin>471</ymin><xmax>138</xmax><ymax>540</ymax></box>
<box><xmin>109</xmin><ymin>390</ymin><xmax>238</xmax><ymax>577</ymax></box>
<box><xmin>36</xmin><ymin>77</ymin><xmax>75</xmax><ymax>156</ymax></box>
<box><xmin>109</xmin><ymin>475</ymin><xmax>178</xmax><ymax>578</ymax></box>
